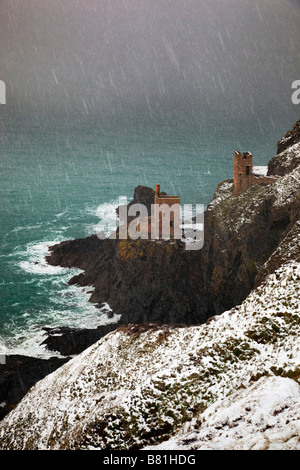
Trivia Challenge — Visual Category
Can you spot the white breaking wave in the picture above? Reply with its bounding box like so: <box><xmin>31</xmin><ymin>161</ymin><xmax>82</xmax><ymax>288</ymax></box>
<box><xmin>88</xmin><ymin>199</ymin><xmax>120</xmax><ymax>237</ymax></box>
<box><xmin>4</xmin><ymin>236</ymin><xmax>121</xmax><ymax>358</ymax></box>
<box><xmin>18</xmin><ymin>240</ymin><xmax>67</xmax><ymax>275</ymax></box>
<box><xmin>2</xmin><ymin>199</ymin><xmax>125</xmax><ymax>357</ymax></box>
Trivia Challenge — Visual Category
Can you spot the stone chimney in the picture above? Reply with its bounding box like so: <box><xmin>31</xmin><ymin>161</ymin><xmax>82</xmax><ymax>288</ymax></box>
<box><xmin>233</xmin><ymin>151</ymin><xmax>253</xmax><ymax>196</ymax></box>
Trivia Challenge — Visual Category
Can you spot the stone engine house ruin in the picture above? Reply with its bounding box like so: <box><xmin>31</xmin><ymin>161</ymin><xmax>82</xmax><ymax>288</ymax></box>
<box><xmin>233</xmin><ymin>150</ymin><xmax>278</xmax><ymax>197</ymax></box>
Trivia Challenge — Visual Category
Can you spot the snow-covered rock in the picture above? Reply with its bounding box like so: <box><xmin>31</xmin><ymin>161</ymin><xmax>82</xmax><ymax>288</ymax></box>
<box><xmin>268</xmin><ymin>141</ymin><xmax>300</xmax><ymax>177</ymax></box>
<box><xmin>0</xmin><ymin>261</ymin><xmax>299</xmax><ymax>450</ymax></box>
<box><xmin>253</xmin><ymin>166</ymin><xmax>268</xmax><ymax>176</ymax></box>
<box><xmin>146</xmin><ymin>376</ymin><xmax>300</xmax><ymax>450</ymax></box>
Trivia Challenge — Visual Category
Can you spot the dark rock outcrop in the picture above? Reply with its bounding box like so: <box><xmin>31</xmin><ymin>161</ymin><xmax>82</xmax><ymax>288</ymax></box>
<box><xmin>40</xmin><ymin>324</ymin><xmax>119</xmax><ymax>356</ymax></box>
<box><xmin>117</xmin><ymin>185</ymin><xmax>155</xmax><ymax>223</ymax></box>
<box><xmin>202</xmin><ymin>184</ymin><xmax>293</xmax><ymax>313</ymax></box>
<box><xmin>46</xmin><ymin>237</ymin><xmax>207</xmax><ymax>326</ymax></box>
<box><xmin>0</xmin><ymin>355</ymin><xmax>69</xmax><ymax>420</ymax></box>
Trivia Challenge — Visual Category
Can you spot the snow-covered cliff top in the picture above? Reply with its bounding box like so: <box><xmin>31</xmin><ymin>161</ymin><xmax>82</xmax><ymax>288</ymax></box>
<box><xmin>146</xmin><ymin>376</ymin><xmax>299</xmax><ymax>450</ymax></box>
<box><xmin>0</xmin><ymin>261</ymin><xmax>299</xmax><ymax>450</ymax></box>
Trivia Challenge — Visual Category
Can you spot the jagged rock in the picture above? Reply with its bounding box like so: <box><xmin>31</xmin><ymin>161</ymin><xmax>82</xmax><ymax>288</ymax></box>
<box><xmin>47</xmin><ymin>236</ymin><xmax>207</xmax><ymax>327</ymax></box>
<box><xmin>116</xmin><ymin>185</ymin><xmax>155</xmax><ymax>223</ymax></box>
<box><xmin>276</xmin><ymin>119</ymin><xmax>300</xmax><ymax>154</ymax></box>
<box><xmin>255</xmin><ymin>193</ymin><xmax>300</xmax><ymax>286</ymax></box>
<box><xmin>0</xmin><ymin>355</ymin><xmax>69</xmax><ymax>421</ymax></box>
<box><xmin>268</xmin><ymin>142</ymin><xmax>300</xmax><ymax>177</ymax></box>
<box><xmin>203</xmin><ymin>163</ymin><xmax>300</xmax><ymax>313</ymax></box>
<box><xmin>40</xmin><ymin>324</ymin><xmax>119</xmax><ymax>356</ymax></box>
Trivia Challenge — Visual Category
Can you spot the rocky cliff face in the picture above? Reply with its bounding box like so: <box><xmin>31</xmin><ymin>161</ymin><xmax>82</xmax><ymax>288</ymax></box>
<box><xmin>0</xmin><ymin>355</ymin><xmax>69</xmax><ymax>421</ymax></box>
<box><xmin>202</xmin><ymin>150</ymin><xmax>300</xmax><ymax>314</ymax></box>
<box><xmin>45</xmin><ymin>119</ymin><xmax>300</xmax><ymax>346</ymax></box>
<box><xmin>276</xmin><ymin>119</ymin><xmax>300</xmax><ymax>155</ymax></box>
<box><xmin>0</xmin><ymin>120</ymin><xmax>299</xmax><ymax>444</ymax></box>
<box><xmin>0</xmin><ymin>260</ymin><xmax>299</xmax><ymax>450</ymax></box>
<box><xmin>46</xmin><ymin>236</ymin><xmax>206</xmax><ymax>326</ymax></box>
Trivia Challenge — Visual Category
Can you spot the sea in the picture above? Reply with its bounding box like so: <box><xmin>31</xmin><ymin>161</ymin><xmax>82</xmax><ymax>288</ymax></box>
<box><xmin>0</xmin><ymin>111</ymin><xmax>298</xmax><ymax>357</ymax></box>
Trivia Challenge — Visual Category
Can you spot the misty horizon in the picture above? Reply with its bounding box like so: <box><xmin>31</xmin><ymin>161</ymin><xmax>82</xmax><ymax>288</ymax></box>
<box><xmin>0</xmin><ymin>0</ymin><xmax>299</xmax><ymax>130</ymax></box>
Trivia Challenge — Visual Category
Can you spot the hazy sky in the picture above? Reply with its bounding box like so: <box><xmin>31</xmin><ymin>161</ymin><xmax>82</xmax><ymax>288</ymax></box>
<box><xmin>0</xmin><ymin>0</ymin><xmax>299</xmax><ymax>125</ymax></box>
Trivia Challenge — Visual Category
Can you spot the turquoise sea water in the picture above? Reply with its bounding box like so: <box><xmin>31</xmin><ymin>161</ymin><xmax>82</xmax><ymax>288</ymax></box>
<box><xmin>0</xmin><ymin>114</ymin><xmax>296</xmax><ymax>356</ymax></box>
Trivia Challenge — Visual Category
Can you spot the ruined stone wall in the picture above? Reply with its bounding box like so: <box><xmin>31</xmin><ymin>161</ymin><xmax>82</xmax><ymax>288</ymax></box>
<box><xmin>252</xmin><ymin>175</ymin><xmax>279</xmax><ymax>186</ymax></box>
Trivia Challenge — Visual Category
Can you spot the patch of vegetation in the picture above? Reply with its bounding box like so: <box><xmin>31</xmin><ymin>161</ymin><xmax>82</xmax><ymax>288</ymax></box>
<box><xmin>271</xmin><ymin>366</ymin><xmax>300</xmax><ymax>382</ymax></box>
<box><xmin>117</xmin><ymin>238</ymin><xmax>180</xmax><ymax>261</ymax></box>
<box><xmin>245</xmin><ymin>317</ymin><xmax>283</xmax><ymax>344</ymax></box>
<box><xmin>211</xmin><ymin>338</ymin><xmax>260</xmax><ymax>364</ymax></box>
<box><xmin>275</xmin><ymin>312</ymin><xmax>300</xmax><ymax>326</ymax></box>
